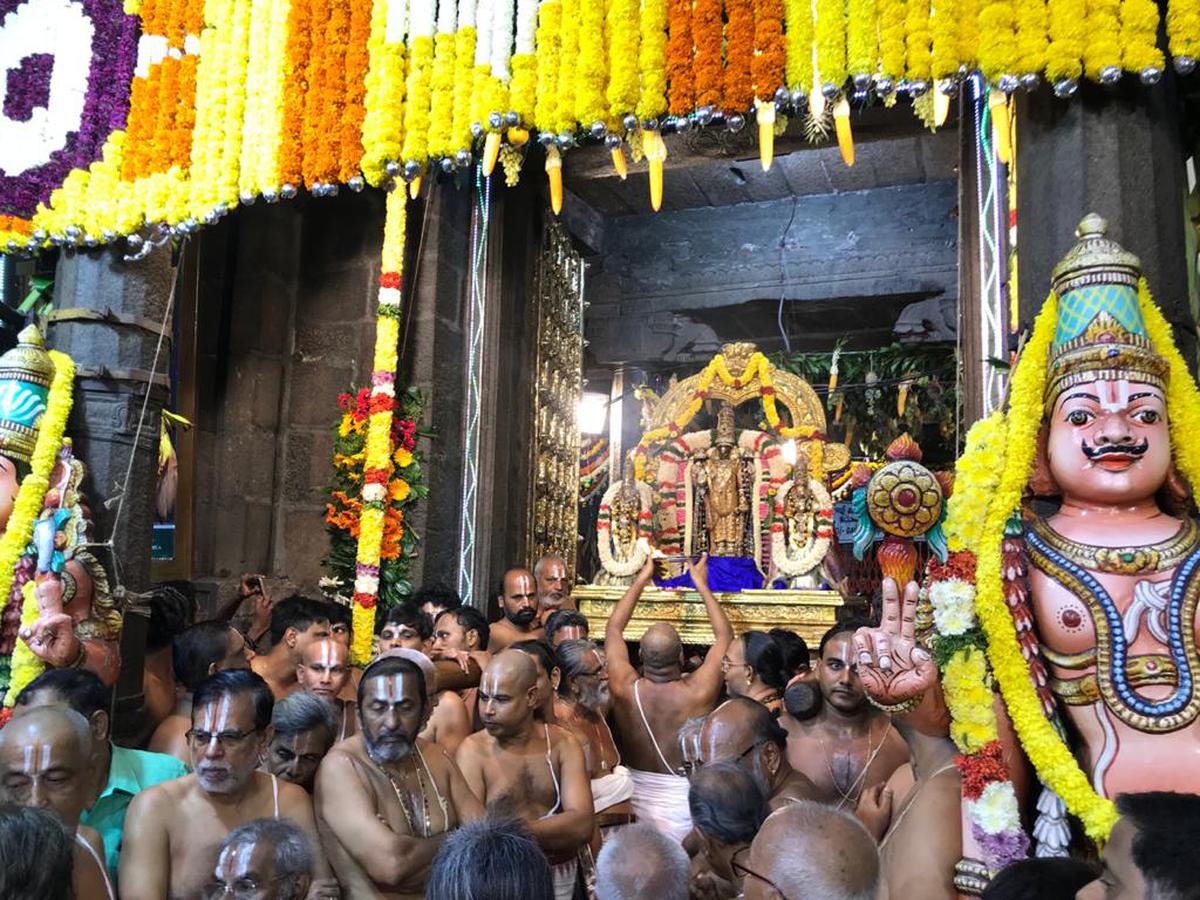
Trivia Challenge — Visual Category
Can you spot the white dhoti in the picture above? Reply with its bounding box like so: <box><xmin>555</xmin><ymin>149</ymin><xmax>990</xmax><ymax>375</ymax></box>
<box><xmin>591</xmin><ymin>765</ymin><xmax>635</xmax><ymax>812</ymax></box>
<box><xmin>550</xmin><ymin>858</ymin><xmax>578</xmax><ymax>900</ymax></box>
<box><xmin>628</xmin><ymin>768</ymin><xmax>693</xmax><ymax>842</ymax></box>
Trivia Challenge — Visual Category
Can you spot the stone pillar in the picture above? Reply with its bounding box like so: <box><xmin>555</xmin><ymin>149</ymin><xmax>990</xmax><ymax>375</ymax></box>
<box><xmin>1016</xmin><ymin>79</ymin><xmax>1193</xmax><ymax>360</ymax></box>
<box><xmin>50</xmin><ymin>242</ymin><xmax>174</xmax><ymax>740</ymax></box>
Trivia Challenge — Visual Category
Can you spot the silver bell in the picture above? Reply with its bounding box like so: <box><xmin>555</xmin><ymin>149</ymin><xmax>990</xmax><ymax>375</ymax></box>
<box><xmin>1053</xmin><ymin>78</ymin><xmax>1078</xmax><ymax>98</ymax></box>
<box><xmin>1175</xmin><ymin>56</ymin><xmax>1197</xmax><ymax>75</ymax></box>
<box><xmin>1140</xmin><ymin>66</ymin><xmax>1162</xmax><ymax>85</ymax></box>
<box><xmin>1099</xmin><ymin>65</ymin><xmax>1122</xmax><ymax>85</ymax></box>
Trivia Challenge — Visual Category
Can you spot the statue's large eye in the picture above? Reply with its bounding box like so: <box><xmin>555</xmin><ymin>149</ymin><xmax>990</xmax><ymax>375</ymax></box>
<box><xmin>1066</xmin><ymin>409</ymin><xmax>1093</xmax><ymax>426</ymax></box>
<box><xmin>1136</xmin><ymin>409</ymin><xmax>1161</xmax><ymax>425</ymax></box>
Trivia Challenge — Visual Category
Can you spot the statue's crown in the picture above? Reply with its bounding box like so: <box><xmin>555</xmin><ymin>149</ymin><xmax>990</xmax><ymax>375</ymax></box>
<box><xmin>0</xmin><ymin>325</ymin><xmax>55</xmax><ymax>465</ymax></box>
<box><xmin>1044</xmin><ymin>214</ymin><xmax>1168</xmax><ymax>409</ymax></box>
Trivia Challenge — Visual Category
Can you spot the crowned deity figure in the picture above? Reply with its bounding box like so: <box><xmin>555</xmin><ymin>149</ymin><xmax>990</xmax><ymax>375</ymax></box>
<box><xmin>596</xmin><ymin>454</ymin><xmax>653</xmax><ymax>586</ymax></box>
<box><xmin>690</xmin><ymin>403</ymin><xmax>752</xmax><ymax>557</ymax></box>
<box><xmin>849</xmin><ymin>216</ymin><xmax>1200</xmax><ymax>890</ymax></box>
<box><xmin>770</xmin><ymin>449</ymin><xmax>834</xmax><ymax>589</ymax></box>
<box><xmin>0</xmin><ymin>328</ymin><xmax>119</xmax><ymax>696</ymax></box>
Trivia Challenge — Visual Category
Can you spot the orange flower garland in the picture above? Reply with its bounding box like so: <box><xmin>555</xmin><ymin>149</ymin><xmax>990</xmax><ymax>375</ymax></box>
<box><xmin>666</xmin><ymin>0</ymin><xmax>694</xmax><ymax>115</ymax></box>
<box><xmin>279</xmin><ymin>0</ymin><xmax>313</xmax><ymax>187</ymax></box>
<box><xmin>299</xmin><ymin>0</ymin><xmax>331</xmax><ymax>185</ymax></box>
<box><xmin>752</xmin><ymin>0</ymin><xmax>786</xmax><ymax>104</ymax></box>
<box><xmin>724</xmin><ymin>0</ymin><xmax>755</xmax><ymax>112</ymax></box>
<box><xmin>339</xmin><ymin>0</ymin><xmax>371</xmax><ymax>182</ymax></box>
<box><xmin>312</xmin><ymin>0</ymin><xmax>351</xmax><ymax>185</ymax></box>
<box><xmin>692</xmin><ymin>0</ymin><xmax>723</xmax><ymax>109</ymax></box>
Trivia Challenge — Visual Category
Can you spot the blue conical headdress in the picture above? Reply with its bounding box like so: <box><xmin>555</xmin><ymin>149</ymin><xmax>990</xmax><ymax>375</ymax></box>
<box><xmin>1044</xmin><ymin>215</ymin><xmax>1168</xmax><ymax>410</ymax></box>
<box><xmin>0</xmin><ymin>325</ymin><xmax>54</xmax><ymax>465</ymax></box>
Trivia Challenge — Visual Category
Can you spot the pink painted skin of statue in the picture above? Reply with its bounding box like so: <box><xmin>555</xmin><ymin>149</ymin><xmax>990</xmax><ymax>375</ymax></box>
<box><xmin>1031</xmin><ymin>376</ymin><xmax>1200</xmax><ymax>798</ymax></box>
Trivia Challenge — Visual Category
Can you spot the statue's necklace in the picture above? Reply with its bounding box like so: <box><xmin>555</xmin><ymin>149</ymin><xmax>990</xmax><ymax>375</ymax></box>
<box><xmin>1029</xmin><ymin>517</ymin><xmax>1200</xmax><ymax>576</ymax></box>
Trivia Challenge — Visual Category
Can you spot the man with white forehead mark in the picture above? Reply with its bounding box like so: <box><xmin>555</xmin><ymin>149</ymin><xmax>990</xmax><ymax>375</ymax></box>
<box><xmin>315</xmin><ymin>648</ymin><xmax>483</xmax><ymax>898</ymax></box>
<box><xmin>119</xmin><ymin>669</ymin><xmax>337</xmax><ymax>900</ymax></box>
<box><xmin>456</xmin><ymin>649</ymin><xmax>594</xmax><ymax>900</ymax></box>
<box><xmin>0</xmin><ymin>706</ymin><xmax>114</xmax><ymax>900</ymax></box>
<box><xmin>296</xmin><ymin>637</ymin><xmax>356</xmax><ymax>741</ymax></box>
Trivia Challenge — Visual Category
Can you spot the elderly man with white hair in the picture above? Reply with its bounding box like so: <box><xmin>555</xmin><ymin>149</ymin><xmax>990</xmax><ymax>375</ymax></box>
<box><xmin>595</xmin><ymin>823</ymin><xmax>690</xmax><ymax>900</ymax></box>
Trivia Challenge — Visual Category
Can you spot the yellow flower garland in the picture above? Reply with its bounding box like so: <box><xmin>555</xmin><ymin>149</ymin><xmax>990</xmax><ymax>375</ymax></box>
<box><xmin>847</xmin><ymin>0</ymin><xmax>878</xmax><ymax>79</ymax></box>
<box><xmin>452</xmin><ymin>17</ymin><xmax>478</xmax><ymax>151</ymax></box>
<box><xmin>979</xmin><ymin>1</ymin><xmax>1019</xmax><ymax>81</ymax></box>
<box><xmin>944</xmin><ymin>646</ymin><xmax>1000</xmax><ymax>753</ymax></box>
<box><xmin>534</xmin><ymin>0</ymin><xmax>562</xmax><ymax>131</ymax></box>
<box><xmin>815</xmin><ymin>0</ymin><xmax>848</xmax><ymax>90</ymax></box>
<box><xmin>361</xmin><ymin>0</ymin><xmax>407</xmax><ymax>186</ymax></box>
<box><xmin>877</xmin><ymin>0</ymin><xmax>907</xmax><ymax>81</ymax></box>
<box><xmin>783</xmin><ymin>0</ymin><xmax>813</xmax><ymax>91</ymax></box>
<box><xmin>556</xmin><ymin>0</ymin><xmax>580</xmax><ymax>131</ymax></box>
<box><xmin>1168</xmin><ymin>0</ymin><xmax>1200</xmax><ymax>61</ymax></box>
<box><xmin>958</xmin><ymin>0</ymin><xmax>980</xmax><ymax>67</ymax></box>
<box><xmin>1014</xmin><ymin>0</ymin><xmax>1048</xmax><ymax>75</ymax></box>
<box><xmin>428</xmin><ymin>33</ymin><xmax>459</xmax><ymax>159</ymax></box>
<box><xmin>607</xmin><ymin>0</ymin><xmax>640</xmax><ymax>119</ymax></box>
<box><xmin>2</xmin><ymin>349</ymin><xmax>77</xmax><ymax>706</ymax></box>
<box><xmin>636</xmin><ymin>0</ymin><xmax>668</xmax><ymax>120</ymax></box>
<box><xmin>1119</xmin><ymin>0</ymin><xmax>1164</xmax><ymax>76</ymax></box>
<box><xmin>929</xmin><ymin>0</ymin><xmax>959</xmax><ymax>81</ymax></box>
<box><xmin>1046</xmin><ymin>0</ymin><xmax>1085</xmax><ymax>82</ymax></box>
<box><xmin>575</xmin><ymin>0</ymin><xmax>607</xmax><ymax>125</ymax></box>
<box><xmin>944</xmin><ymin>411</ymin><xmax>1007</xmax><ymax>552</ymax></box>
<box><xmin>1081</xmin><ymin>0</ymin><xmax>1120</xmax><ymax>80</ymax></box>
<box><xmin>971</xmin><ymin>294</ymin><xmax>1120</xmax><ymax>843</ymax></box>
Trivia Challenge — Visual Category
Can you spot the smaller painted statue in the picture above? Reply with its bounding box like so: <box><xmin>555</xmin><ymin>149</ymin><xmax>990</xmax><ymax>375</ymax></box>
<box><xmin>0</xmin><ymin>328</ymin><xmax>119</xmax><ymax>695</ymax></box>
<box><xmin>691</xmin><ymin>403</ymin><xmax>752</xmax><ymax>557</ymax></box>
<box><xmin>770</xmin><ymin>450</ymin><xmax>834</xmax><ymax>588</ymax></box>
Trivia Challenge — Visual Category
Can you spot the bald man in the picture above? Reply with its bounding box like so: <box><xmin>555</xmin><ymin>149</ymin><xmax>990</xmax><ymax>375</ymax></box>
<box><xmin>698</xmin><ymin>697</ymin><xmax>816</xmax><ymax>809</ymax></box>
<box><xmin>296</xmin><ymin>638</ymin><xmax>356</xmax><ymax>741</ymax></box>
<box><xmin>456</xmin><ymin>650</ymin><xmax>593</xmax><ymax>900</ymax></box>
<box><xmin>0</xmin><ymin>707</ymin><xmax>114</xmax><ymax>900</ymax></box>
<box><xmin>489</xmin><ymin>569</ymin><xmax>544</xmax><ymax>652</ymax></box>
<box><xmin>605</xmin><ymin>555</ymin><xmax>732</xmax><ymax>841</ymax></box>
<box><xmin>534</xmin><ymin>554</ymin><xmax>574</xmax><ymax>617</ymax></box>
<box><xmin>315</xmin><ymin>650</ymin><xmax>483</xmax><ymax>898</ymax></box>
<box><xmin>742</xmin><ymin>801</ymin><xmax>880</xmax><ymax>900</ymax></box>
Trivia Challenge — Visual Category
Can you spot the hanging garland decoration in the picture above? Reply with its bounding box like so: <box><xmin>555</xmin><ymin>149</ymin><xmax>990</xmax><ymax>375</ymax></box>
<box><xmin>814</xmin><ymin>0</ymin><xmax>847</xmax><ymax>95</ymax></box>
<box><xmin>637</xmin><ymin>0</ymin><xmax>669</xmax><ymax>119</ymax></box>
<box><xmin>847</xmin><ymin>0</ymin><xmax>879</xmax><ymax>85</ymax></box>
<box><xmin>1</xmin><ymin>349</ymin><xmax>76</xmax><ymax>706</ymax></box>
<box><xmin>8</xmin><ymin>0</ymin><xmax>1200</xmax><ymax>248</ymax></box>
<box><xmin>1081</xmin><ymin>0</ymin><xmax>1121</xmax><ymax>82</ymax></box>
<box><xmin>877</xmin><ymin>0</ymin><xmax>907</xmax><ymax>86</ymax></box>
<box><xmin>665</xmin><ymin>0</ymin><xmax>694</xmax><ymax>115</ymax></box>
<box><xmin>534</xmin><ymin>0</ymin><xmax>562</xmax><ymax>133</ymax></box>
<box><xmin>347</xmin><ymin>189</ymin><xmax>409</xmax><ymax>664</ymax></box>
<box><xmin>1014</xmin><ymin>0</ymin><xmax>1048</xmax><ymax>79</ymax></box>
<box><xmin>770</xmin><ymin>478</ymin><xmax>834</xmax><ymax>579</ymax></box>
<box><xmin>692</xmin><ymin>0</ymin><xmax>724</xmax><ymax>109</ymax></box>
<box><xmin>1120</xmin><ymin>0</ymin><xmax>1165</xmax><ymax>80</ymax></box>
<box><xmin>428</xmin><ymin>0</ymin><xmax>459</xmax><ymax>160</ymax></box>
<box><xmin>1168</xmin><ymin>0</ymin><xmax>1200</xmax><ymax>69</ymax></box>
<box><xmin>596</xmin><ymin>480</ymin><xmax>654</xmax><ymax>577</ymax></box>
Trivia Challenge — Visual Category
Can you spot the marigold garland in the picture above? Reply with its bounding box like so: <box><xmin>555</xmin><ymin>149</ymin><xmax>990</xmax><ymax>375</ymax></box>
<box><xmin>1081</xmin><ymin>0</ymin><xmax>1120</xmax><ymax>79</ymax></box>
<box><xmin>534</xmin><ymin>0</ymin><xmax>562</xmax><ymax>131</ymax></box>
<box><xmin>2</xmin><ymin>349</ymin><xmax>76</xmax><ymax>707</ymax></box>
<box><xmin>877</xmin><ymin>0</ymin><xmax>907</xmax><ymax>82</ymax></box>
<box><xmin>401</xmin><ymin>21</ymin><xmax>435</xmax><ymax>164</ymax></box>
<box><xmin>472</xmin><ymin>0</ymin><xmax>495</xmax><ymax>128</ymax></box>
<box><xmin>847</xmin><ymin>0</ymin><xmax>879</xmax><ymax>79</ymax></box>
<box><xmin>665</xmin><ymin>0</ymin><xmax>694</xmax><ymax>115</ymax></box>
<box><xmin>428</xmin><ymin>0</ymin><xmax>460</xmax><ymax>160</ymax></box>
<box><xmin>930</xmin><ymin>0</ymin><xmax>961</xmax><ymax>80</ymax></box>
<box><xmin>1046</xmin><ymin>0</ymin><xmax>1086</xmax><ymax>81</ymax></box>
<box><xmin>339</xmin><ymin>0</ymin><xmax>371</xmax><ymax>181</ymax></box>
<box><xmin>979</xmin><ymin>1</ymin><xmax>1018</xmax><ymax>89</ymax></box>
<box><xmin>486</xmin><ymin>0</ymin><xmax>515</xmax><ymax>120</ymax></box>
<box><xmin>904</xmin><ymin>0</ymin><xmax>933</xmax><ymax>82</ymax></box>
<box><xmin>278</xmin><ymin>0</ymin><xmax>314</xmax><ymax>187</ymax></box>
<box><xmin>1167</xmin><ymin>0</ymin><xmax>1200</xmax><ymax>61</ymax></box>
<box><xmin>1014</xmin><ymin>0</ymin><xmax>1048</xmax><ymax>76</ymax></box>
<box><xmin>753</xmin><ymin>0</ymin><xmax>786</xmax><ymax>104</ymax></box>
<box><xmin>724</xmin><ymin>0</ymin><xmax>755</xmax><ymax>111</ymax></box>
<box><xmin>312</xmin><ymin>0</ymin><xmax>351</xmax><ymax>185</ymax></box>
<box><xmin>556</xmin><ymin>0</ymin><xmax>579</xmax><ymax>130</ymax></box>
<box><xmin>451</xmin><ymin>2</ymin><xmax>478</xmax><ymax>149</ymax></box>
<box><xmin>959</xmin><ymin>0</ymin><xmax>981</xmax><ymax>66</ymax></box>
<box><xmin>692</xmin><ymin>0</ymin><xmax>723</xmax><ymax>108</ymax></box>
<box><xmin>814</xmin><ymin>0</ymin><xmax>847</xmax><ymax>91</ymax></box>
<box><xmin>576</xmin><ymin>0</ymin><xmax>607</xmax><ymax>126</ymax></box>
<box><xmin>1119</xmin><ymin>0</ymin><xmax>1164</xmax><ymax>75</ymax></box>
<box><xmin>637</xmin><ymin>0</ymin><xmax>669</xmax><ymax>119</ymax></box>
<box><xmin>510</xmin><ymin>0</ymin><xmax>538</xmax><ymax>122</ymax></box>
<box><xmin>361</xmin><ymin>0</ymin><xmax>408</xmax><ymax>185</ymax></box>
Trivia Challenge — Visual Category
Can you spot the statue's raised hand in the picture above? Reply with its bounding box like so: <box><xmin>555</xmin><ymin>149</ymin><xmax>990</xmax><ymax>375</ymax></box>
<box><xmin>21</xmin><ymin>610</ymin><xmax>82</xmax><ymax>668</ymax></box>
<box><xmin>852</xmin><ymin>578</ymin><xmax>936</xmax><ymax>707</ymax></box>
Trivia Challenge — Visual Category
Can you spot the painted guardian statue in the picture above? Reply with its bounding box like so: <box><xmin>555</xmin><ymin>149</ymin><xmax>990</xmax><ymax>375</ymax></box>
<box><xmin>853</xmin><ymin>215</ymin><xmax>1200</xmax><ymax>891</ymax></box>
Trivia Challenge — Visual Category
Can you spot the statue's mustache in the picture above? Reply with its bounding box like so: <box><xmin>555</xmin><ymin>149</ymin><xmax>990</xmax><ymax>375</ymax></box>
<box><xmin>1082</xmin><ymin>439</ymin><xmax>1149</xmax><ymax>460</ymax></box>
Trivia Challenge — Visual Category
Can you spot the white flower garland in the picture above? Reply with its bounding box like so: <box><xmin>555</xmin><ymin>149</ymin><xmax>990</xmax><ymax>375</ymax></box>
<box><xmin>597</xmin><ymin>479</ymin><xmax>654</xmax><ymax>577</ymax></box>
<box><xmin>929</xmin><ymin>576</ymin><xmax>977</xmax><ymax>636</ymax></box>
<box><xmin>490</xmin><ymin>0</ymin><xmax>514</xmax><ymax>81</ymax></box>
<box><xmin>437</xmin><ymin>0</ymin><xmax>458</xmax><ymax>34</ymax></box>
<box><xmin>410</xmin><ymin>0</ymin><xmax>436</xmax><ymax>39</ymax></box>
<box><xmin>474</xmin><ymin>0</ymin><xmax>494</xmax><ymax>70</ymax></box>
<box><xmin>771</xmin><ymin>477</ymin><xmax>833</xmax><ymax>577</ymax></box>
<box><xmin>514</xmin><ymin>0</ymin><xmax>538</xmax><ymax>54</ymax></box>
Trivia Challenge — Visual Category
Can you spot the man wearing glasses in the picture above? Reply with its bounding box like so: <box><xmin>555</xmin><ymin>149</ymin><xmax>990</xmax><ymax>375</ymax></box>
<box><xmin>119</xmin><ymin>670</ymin><xmax>338</xmax><ymax>899</ymax></box>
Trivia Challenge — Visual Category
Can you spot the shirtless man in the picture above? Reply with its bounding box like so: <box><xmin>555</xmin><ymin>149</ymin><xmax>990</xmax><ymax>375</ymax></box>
<box><xmin>0</xmin><ymin>707</ymin><xmax>113</xmax><ymax>900</ymax></box>
<box><xmin>851</xmin><ymin>580</ymin><xmax>961</xmax><ymax>900</ymax></box>
<box><xmin>555</xmin><ymin>639</ymin><xmax>635</xmax><ymax>839</ymax></box>
<box><xmin>780</xmin><ymin>620</ymin><xmax>909</xmax><ymax>811</ymax></box>
<box><xmin>315</xmin><ymin>650</ymin><xmax>483</xmax><ymax>898</ymax></box>
<box><xmin>488</xmin><ymin>569</ymin><xmax>544</xmax><ymax>652</ymax></box>
<box><xmin>605</xmin><ymin>555</ymin><xmax>732</xmax><ymax>842</ymax></box>
<box><xmin>430</xmin><ymin>606</ymin><xmax>491</xmax><ymax>737</ymax></box>
<box><xmin>296</xmin><ymin>638</ymin><xmax>356</xmax><ymax>742</ymax></box>
<box><xmin>456</xmin><ymin>651</ymin><xmax>593</xmax><ymax>900</ymax></box>
<box><xmin>150</xmin><ymin>621</ymin><xmax>253</xmax><ymax>766</ymax></box>
<box><xmin>251</xmin><ymin>596</ymin><xmax>332</xmax><ymax>700</ymax></box>
<box><xmin>698</xmin><ymin>696</ymin><xmax>817</xmax><ymax>809</ymax></box>
<box><xmin>377</xmin><ymin>603</ymin><xmax>431</xmax><ymax>654</ymax></box>
<box><xmin>119</xmin><ymin>670</ymin><xmax>336</xmax><ymax>900</ymax></box>
<box><xmin>534</xmin><ymin>554</ymin><xmax>575</xmax><ymax>617</ymax></box>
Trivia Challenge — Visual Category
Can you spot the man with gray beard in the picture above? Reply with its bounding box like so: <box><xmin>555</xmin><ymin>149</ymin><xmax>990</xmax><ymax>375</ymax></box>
<box><xmin>314</xmin><ymin>649</ymin><xmax>483</xmax><ymax>899</ymax></box>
